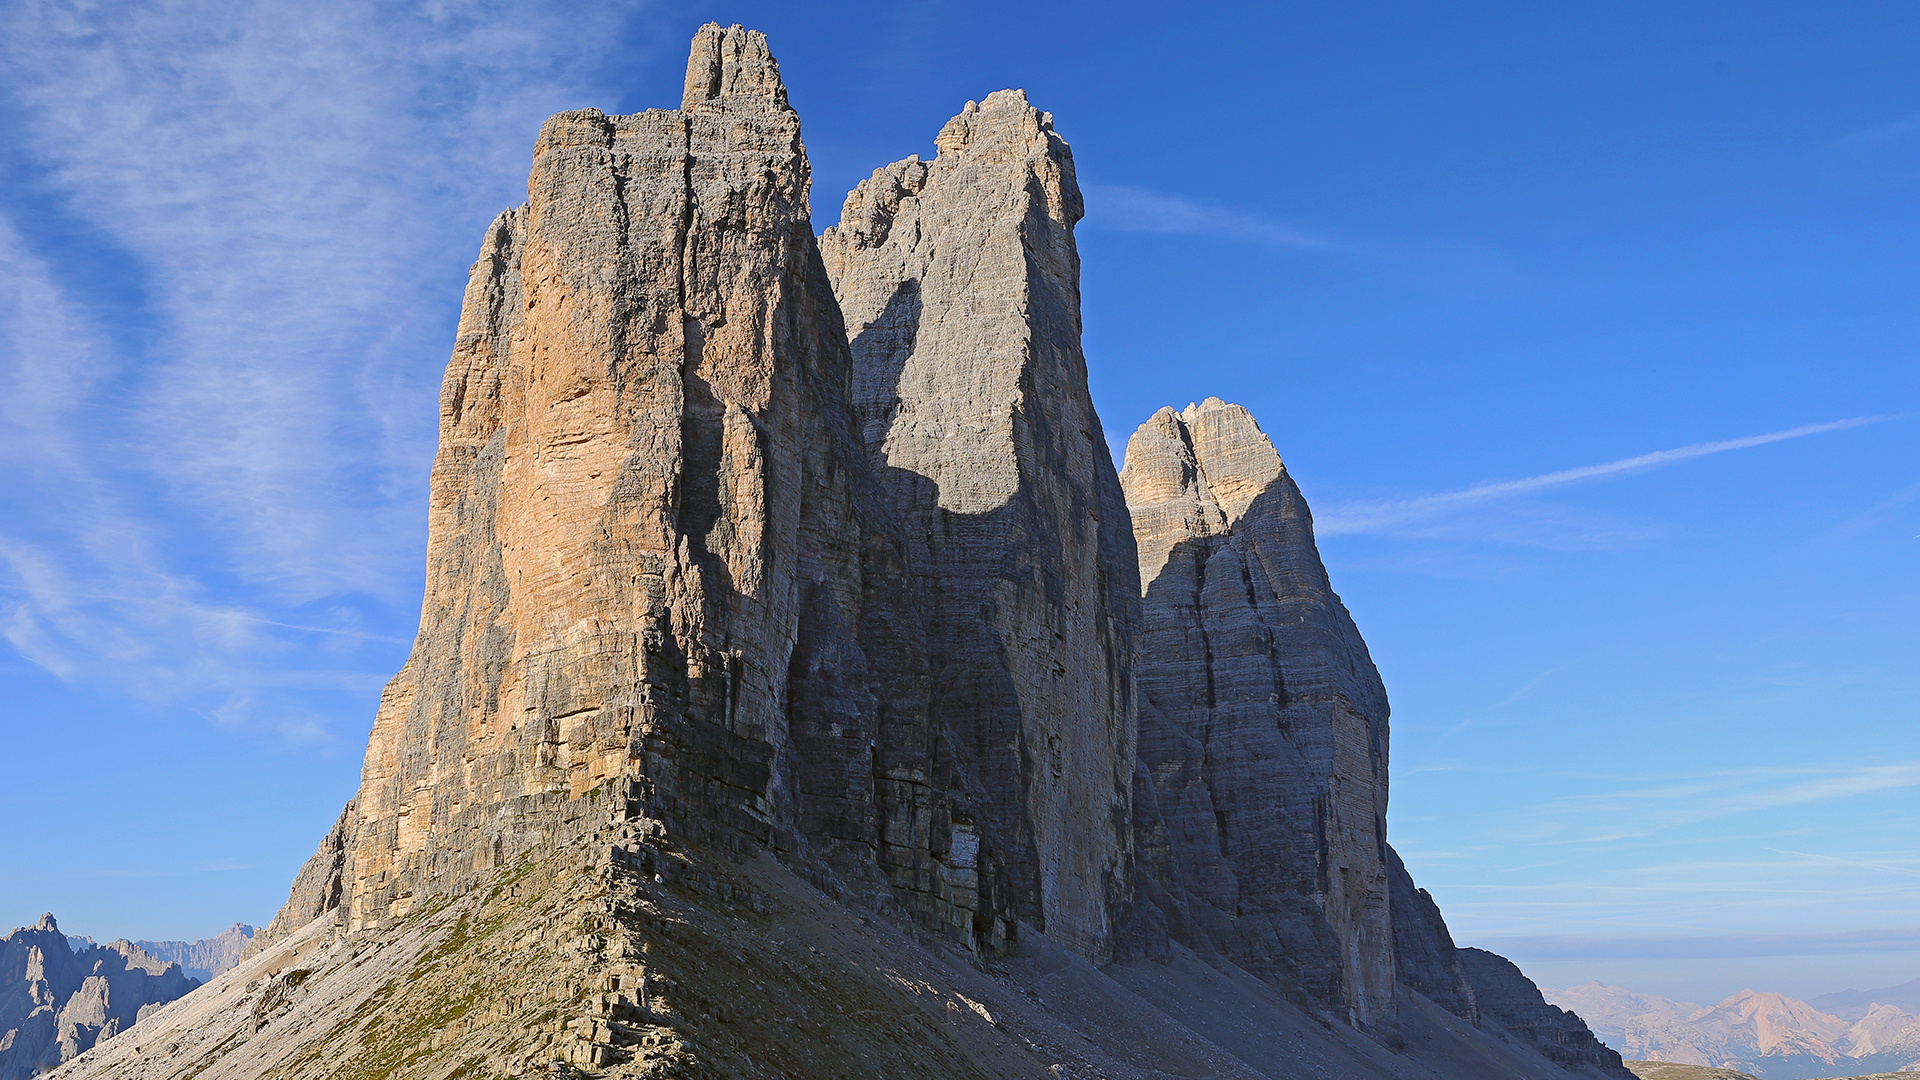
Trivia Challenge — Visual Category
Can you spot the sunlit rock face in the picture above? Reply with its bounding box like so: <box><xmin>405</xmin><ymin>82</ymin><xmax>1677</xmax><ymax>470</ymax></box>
<box><xmin>1120</xmin><ymin>397</ymin><xmax>1394</xmax><ymax>1024</ymax></box>
<box><xmin>821</xmin><ymin>89</ymin><xmax>1139</xmax><ymax>960</ymax></box>
<box><xmin>270</xmin><ymin>23</ymin><xmax>1018</xmax><ymax>955</ymax></box>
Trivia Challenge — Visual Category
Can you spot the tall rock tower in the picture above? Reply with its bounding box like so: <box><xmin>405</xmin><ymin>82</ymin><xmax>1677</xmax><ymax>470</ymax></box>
<box><xmin>821</xmin><ymin>91</ymin><xmax>1140</xmax><ymax>960</ymax></box>
<box><xmin>265</xmin><ymin>24</ymin><xmax>1017</xmax><ymax>955</ymax></box>
<box><xmin>1120</xmin><ymin>398</ymin><xmax>1394</xmax><ymax>1024</ymax></box>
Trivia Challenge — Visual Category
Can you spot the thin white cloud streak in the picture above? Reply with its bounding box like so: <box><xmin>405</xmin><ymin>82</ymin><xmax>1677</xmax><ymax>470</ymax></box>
<box><xmin>1081</xmin><ymin>183</ymin><xmax>1345</xmax><ymax>250</ymax></box>
<box><xmin>0</xmin><ymin>221</ymin><xmax>381</xmax><ymax>730</ymax></box>
<box><xmin>2</xmin><ymin>0</ymin><xmax>646</xmax><ymax>601</ymax></box>
<box><xmin>1317</xmin><ymin>417</ymin><xmax>1887</xmax><ymax>536</ymax></box>
<box><xmin>1523</xmin><ymin>761</ymin><xmax>1920</xmax><ymax>835</ymax></box>
<box><xmin>0</xmin><ymin>0</ymin><xmax>651</xmax><ymax>733</ymax></box>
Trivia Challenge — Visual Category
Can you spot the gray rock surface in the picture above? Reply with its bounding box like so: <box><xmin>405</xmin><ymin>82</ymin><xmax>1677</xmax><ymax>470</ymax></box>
<box><xmin>132</xmin><ymin>925</ymin><xmax>253</xmax><ymax>983</ymax></box>
<box><xmin>1460</xmin><ymin>947</ymin><xmax>1633</xmax><ymax>1076</ymax></box>
<box><xmin>1118</xmin><ymin>398</ymin><xmax>1393</xmax><ymax>1024</ymax></box>
<box><xmin>266</xmin><ymin>20</ymin><xmax>1016</xmax><ymax>963</ymax></box>
<box><xmin>0</xmin><ymin>915</ymin><xmax>198</xmax><ymax>1080</ymax></box>
<box><xmin>128</xmin><ymin>22</ymin><xmax>1638</xmax><ymax>1080</ymax></box>
<box><xmin>820</xmin><ymin>88</ymin><xmax>1139</xmax><ymax>961</ymax></box>
<box><xmin>52</xmin><ymin>838</ymin><xmax>1629</xmax><ymax>1080</ymax></box>
<box><xmin>1387</xmin><ymin>844</ymin><xmax>1479</xmax><ymax>1024</ymax></box>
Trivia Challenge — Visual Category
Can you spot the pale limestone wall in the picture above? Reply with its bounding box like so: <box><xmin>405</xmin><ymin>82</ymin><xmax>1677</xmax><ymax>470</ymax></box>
<box><xmin>821</xmin><ymin>90</ymin><xmax>1140</xmax><ymax>961</ymax></box>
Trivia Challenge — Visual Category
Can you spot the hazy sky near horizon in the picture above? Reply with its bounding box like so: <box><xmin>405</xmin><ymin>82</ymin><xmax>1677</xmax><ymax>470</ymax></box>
<box><xmin>1</xmin><ymin>0</ymin><xmax>1915</xmax><ymax>1006</ymax></box>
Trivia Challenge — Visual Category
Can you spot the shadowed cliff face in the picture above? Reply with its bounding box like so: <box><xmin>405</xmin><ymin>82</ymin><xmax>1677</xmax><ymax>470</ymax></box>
<box><xmin>261</xmin><ymin>23</ymin><xmax>1018</xmax><ymax>956</ymax></box>
<box><xmin>1120</xmin><ymin>398</ymin><xmax>1394</xmax><ymax>1026</ymax></box>
<box><xmin>821</xmin><ymin>90</ymin><xmax>1140</xmax><ymax>962</ymax></box>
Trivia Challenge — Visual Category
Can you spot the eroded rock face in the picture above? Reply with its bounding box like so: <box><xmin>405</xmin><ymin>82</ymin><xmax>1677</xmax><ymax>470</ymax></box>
<box><xmin>270</xmin><ymin>23</ymin><xmax>1012</xmax><ymax>955</ymax></box>
<box><xmin>0</xmin><ymin>915</ymin><xmax>199</xmax><ymax>1080</ymax></box>
<box><xmin>1119</xmin><ymin>398</ymin><xmax>1393</xmax><ymax>1024</ymax></box>
<box><xmin>1387</xmin><ymin>845</ymin><xmax>1479</xmax><ymax>1025</ymax></box>
<box><xmin>1459</xmin><ymin>948</ymin><xmax>1634</xmax><ymax>1076</ymax></box>
<box><xmin>820</xmin><ymin>89</ymin><xmax>1139</xmax><ymax>961</ymax></box>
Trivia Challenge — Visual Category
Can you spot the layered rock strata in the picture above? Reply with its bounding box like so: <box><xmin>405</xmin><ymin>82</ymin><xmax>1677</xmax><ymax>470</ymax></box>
<box><xmin>1386</xmin><ymin>846</ymin><xmax>1479</xmax><ymax>1024</ymax></box>
<box><xmin>1460</xmin><ymin>949</ymin><xmax>1633</xmax><ymax>1075</ymax></box>
<box><xmin>820</xmin><ymin>89</ymin><xmax>1138</xmax><ymax>961</ymax></box>
<box><xmin>0</xmin><ymin>915</ymin><xmax>198</xmax><ymax>1080</ymax></box>
<box><xmin>1118</xmin><ymin>398</ymin><xmax>1393</xmax><ymax>1024</ymax></box>
<box><xmin>271</xmin><ymin>23</ymin><xmax>1011</xmax><ymax>955</ymax></box>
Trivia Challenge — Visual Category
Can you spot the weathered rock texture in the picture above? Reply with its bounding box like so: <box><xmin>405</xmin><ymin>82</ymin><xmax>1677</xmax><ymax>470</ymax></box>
<box><xmin>1386</xmin><ymin>846</ymin><xmax>1479</xmax><ymax>1025</ymax></box>
<box><xmin>1118</xmin><ymin>398</ymin><xmax>1393</xmax><ymax>1024</ymax></box>
<box><xmin>133</xmin><ymin>924</ymin><xmax>254</xmax><ymax>983</ymax></box>
<box><xmin>1460</xmin><ymin>949</ymin><xmax>1634</xmax><ymax>1076</ymax></box>
<box><xmin>271</xmin><ymin>21</ymin><xmax>1014</xmax><ymax>962</ymax></box>
<box><xmin>0</xmin><ymin>916</ymin><xmax>198</xmax><ymax>1080</ymax></box>
<box><xmin>820</xmin><ymin>88</ymin><xmax>1138</xmax><ymax>961</ymax></box>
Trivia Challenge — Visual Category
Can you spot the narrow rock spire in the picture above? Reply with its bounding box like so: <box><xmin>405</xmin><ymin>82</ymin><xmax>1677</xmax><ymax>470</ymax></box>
<box><xmin>681</xmin><ymin>23</ymin><xmax>789</xmax><ymax>114</ymax></box>
<box><xmin>822</xmin><ymin>88</ymin><xmax>1139</xmax><ymax>962</ymax></box>
<box><xmin>1121</xmin><ymin>398</ymin><xmax>1394</xmax><ymax>1025</ymax></box>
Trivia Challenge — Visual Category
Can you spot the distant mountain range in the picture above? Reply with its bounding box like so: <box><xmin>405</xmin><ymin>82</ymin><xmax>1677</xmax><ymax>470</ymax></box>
<box><xmin>68</xmin><ymin>922</ymin><xmax>254</xmax><ymax>983</ymax></box>
<box><xmin>1547</xmin><ymin>979</ymin><xmax>1920</xmax><ymax>1079</ymax></box>
<box><xmin>1</xmin><ymin>915</ymin><xmax>200</xmax><ymax>1080</ymax></box>
<box><xmin>130</xmin><ymin>923</ymin><xmax>254</xmax><ymax>982</ymax></box>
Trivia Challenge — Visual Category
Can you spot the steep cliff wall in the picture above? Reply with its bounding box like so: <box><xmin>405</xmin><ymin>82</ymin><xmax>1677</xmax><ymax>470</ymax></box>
<box><xmin>269</xmin><ymin>23</ymin><xmax>1011</xmax><ymax>956</ymax></box>
<box><xmin>820</xmin><ymin>90</ymin><xmax>1138</xmax><ymax>961</ymax></box>
<box><xmin>1119</xmin><ymin>398</ymin><xmax>1394</xmax><ymax>1024</ymax></box>
<box><xmin>186</xmin><ymin>23</ymin><xmax>1637</xmax><ymax>1080</ymax></box>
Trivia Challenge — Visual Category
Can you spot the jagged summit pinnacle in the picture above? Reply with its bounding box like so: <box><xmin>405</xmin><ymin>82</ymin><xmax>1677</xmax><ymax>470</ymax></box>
<box><xmin>681</xmin><ymin>23</ymin><xmax>789</xmax><ymax>114</ymax></box>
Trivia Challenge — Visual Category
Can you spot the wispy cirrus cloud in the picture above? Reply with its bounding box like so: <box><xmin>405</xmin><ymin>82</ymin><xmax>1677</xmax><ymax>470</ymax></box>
<box><xmin>1081</xmin><ymin>183</ymin><xmax>1345</xmax><ymax>250</ymax></box>
<box><xmin>0</xmin><ymin>0</ymin><xmax>652</xmax><ymax>734</ymax></box>
<box><xmin>1551</xmin><ymin>761</ymin><xmax>1920</xmax><ymax>829</ymax></box>
<box><xmin>1317</xmin><ymin>417</ymin><xmax>1890</xmax><ymax>536</ymax></box>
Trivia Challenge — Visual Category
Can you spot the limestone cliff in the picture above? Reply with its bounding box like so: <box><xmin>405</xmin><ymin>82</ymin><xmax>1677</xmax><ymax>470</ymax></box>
<box><xmin>1119</xmin><ymin>398</ymin><xmax>1393</xmax><ymax>1024</ymax></box>
<box><xmin>0</xmin><ymin>916</ymin><xmax>198</xmax><ymax>1080</ymax></box>
<box><xmin>820</xmin><ymin>89</ymin><xmax>1138</xmax><ymax>961</ymax></box>
<box><xmin>270</xmin><ymin>21</ymin><xmax>1012</xmax><ymax>962</ymax></box>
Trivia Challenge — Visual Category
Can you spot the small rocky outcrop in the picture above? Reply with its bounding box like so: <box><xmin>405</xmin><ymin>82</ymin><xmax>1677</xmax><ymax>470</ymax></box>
<box><xmin>1119</xmin><ymin>398</ymin><xmax>1393</xmax><ymax>1024</ymax></box>
<box><xmin>822</xmin><ymin>88</ymin><xmax>1139</xmax><ymax>961</ymax></box>
<box><xmin>0</xmin><ymin>915</ymin><xmax>199</xmax><ymax>1080</ymax></box>
<box><xmin>1387</xmin><ymin>845</ymin><xmax>1479</xmax><ymax>1024</ymax></box>
<box><xmin>1461</xmin><ymin>947</ymin><xmax>1633</xmax><ymax>1076</ymax></box>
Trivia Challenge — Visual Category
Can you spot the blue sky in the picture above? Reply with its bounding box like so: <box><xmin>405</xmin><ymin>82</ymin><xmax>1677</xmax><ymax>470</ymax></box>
<box><xmin>2</xmin><ymin>0</ymin><xmax>1915</xmax><ymax>1006</ymax></box>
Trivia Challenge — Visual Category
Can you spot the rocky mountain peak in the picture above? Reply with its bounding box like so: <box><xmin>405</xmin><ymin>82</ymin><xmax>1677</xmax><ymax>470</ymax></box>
<box><xmin>681</xmin><ymin>23</ymin><xmax>789</xmax><ymax>115</ymax></box>
<box><xmin>822</xmin><ymin>80</ymin><xmax>1136</xmax><ymax>961</ymax></box>
<box><xmin>1121</xmin><ymin>398</ymin><xmax>1393</xmax><ymax>1024</ymax></box>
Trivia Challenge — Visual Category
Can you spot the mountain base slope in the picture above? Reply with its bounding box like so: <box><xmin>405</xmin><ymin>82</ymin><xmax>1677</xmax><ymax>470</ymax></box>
<box><xmin>52</xmin><ymin>814</ymin><xmax>1629</xmax><ymax>1080</ymax></box>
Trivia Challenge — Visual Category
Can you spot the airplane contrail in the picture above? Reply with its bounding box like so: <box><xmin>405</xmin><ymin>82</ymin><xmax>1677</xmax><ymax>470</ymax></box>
<box><xmin>1316</xmin><ymin>416</ymin><xmax>1889</xmax><ymax>535</ymax></box>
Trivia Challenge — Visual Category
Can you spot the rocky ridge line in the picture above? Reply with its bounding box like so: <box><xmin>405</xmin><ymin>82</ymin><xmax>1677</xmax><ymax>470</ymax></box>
<box><xmin>0</xmin><ymin>915</ymin><xmax>198</xmax><ymax>1080</ymax></box>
